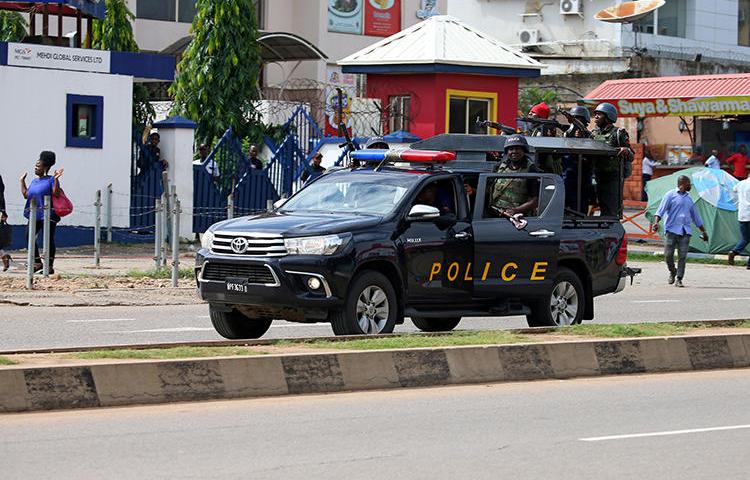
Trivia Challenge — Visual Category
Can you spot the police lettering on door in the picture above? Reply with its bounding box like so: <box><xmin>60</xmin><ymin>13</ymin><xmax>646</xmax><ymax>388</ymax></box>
<box><xmin>428</xmin><ymin>261</ymin><xmax>549</xmax><ymax>282</ymax></box>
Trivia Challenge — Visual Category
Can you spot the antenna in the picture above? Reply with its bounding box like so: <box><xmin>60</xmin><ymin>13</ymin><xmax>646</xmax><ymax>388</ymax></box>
<box><xmin>594</xmin><ymin>0</ymin><xmax>665</xmax><ymax>23</ymax></box>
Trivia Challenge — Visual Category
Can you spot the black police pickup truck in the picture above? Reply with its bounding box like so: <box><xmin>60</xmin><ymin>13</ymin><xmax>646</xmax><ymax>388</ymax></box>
<box><xmin>196</xmin><ymin>134</ymin><xmax>634</xmax><ymax>339</ymax></box>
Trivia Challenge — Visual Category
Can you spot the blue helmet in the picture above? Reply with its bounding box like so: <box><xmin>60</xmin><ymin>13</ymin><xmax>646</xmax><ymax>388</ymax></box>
<box><xmin>594</xmin><ymin>102</ymin><xmax>618</xmax><ymax>123</ymax></box>
<box><xmin>569</xmin><ymin>106</ymin><xmax>591</xmax><ymax>123</ymax></box>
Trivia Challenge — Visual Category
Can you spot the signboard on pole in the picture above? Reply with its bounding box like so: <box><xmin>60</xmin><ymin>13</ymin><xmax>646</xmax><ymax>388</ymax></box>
<box><xmin>7</xmin><ymin>42</ymin><xmax>110</xmax><ymax>74</ymax></box>
<box><xmin>364</xmin><ymin>0</ymin><xmax>401</xmax><ymax>37</ymax></box>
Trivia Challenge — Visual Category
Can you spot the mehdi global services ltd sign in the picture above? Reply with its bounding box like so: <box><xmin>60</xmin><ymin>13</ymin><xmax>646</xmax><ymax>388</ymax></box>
<box><xmin>610</xmin><ymin>96</ymin><xmax>750</xmax><ymax>117</ymax></box>
<box><xmin>8</xmin><ymin>42</ymin><xmax>110</xmax><ymax>74</ymax></box>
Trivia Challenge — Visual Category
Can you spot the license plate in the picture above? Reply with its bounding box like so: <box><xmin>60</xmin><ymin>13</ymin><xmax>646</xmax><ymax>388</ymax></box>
<box><xmin>225</xmin><ymin>278</ymin><xmax>249</xmax><ymax>293</ymax></box>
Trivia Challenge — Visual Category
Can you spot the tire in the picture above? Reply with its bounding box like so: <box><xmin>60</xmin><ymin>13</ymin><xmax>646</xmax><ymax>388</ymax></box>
<box><xmin>209</xmin><ymin>306</ymin><xmax>273</xmax><ymax>339</ymax></box>
<box><xmin>330</xmin><ymin>271</ymin><xmax>398</xmax><ymax>335</ymax></box>
<box><xmin>411</xmin><ymin>317</ymin><xmax>461</xmax><ymax>332</ymax></box>
<box><xmin>526</xmin><ymin>267</ymin><xmax>584</xmax><ymax>327</ymax></box>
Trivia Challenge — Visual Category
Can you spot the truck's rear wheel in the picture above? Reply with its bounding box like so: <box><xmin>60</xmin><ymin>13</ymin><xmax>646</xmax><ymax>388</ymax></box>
<box><xmin>330</xmin><ymin>271</ymin><xmax>397</xmax><ymax>335</ymax></box>
<box><xmin>526</xmin><ymin>267</ymin><xmax>584</xmax><ymax>327</ymax></box>
<box><xmin>411</xmin><ymin>317</ymin><xmax>461</xmax><ymax>332</ymax></box>
<box><xmin>209</xmin><ymin>306</ymin><xmax>273</xmax><ymax>339</ymax></box>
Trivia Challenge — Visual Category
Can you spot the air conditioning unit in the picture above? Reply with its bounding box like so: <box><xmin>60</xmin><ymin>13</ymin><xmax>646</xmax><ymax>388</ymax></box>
<box><xmin>560</xmin><ymin>0</ymin><xmax>583</xmax><ymax>15</ymax></box>
<box><xmin>519</xmin><ymin>29</ymin><xmax>540</xmax><ymax>44</ymax></box>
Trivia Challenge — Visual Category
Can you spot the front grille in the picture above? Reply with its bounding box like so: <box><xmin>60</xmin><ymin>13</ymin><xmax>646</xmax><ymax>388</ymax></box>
<box><xmin>201</xmin><ymin>262</ymin><xmax>277</xmax><ymax>285</ymax></box>
<box><xmin>211</xmin><ymin>231</ymin><xmax>287</xmax><ymax>257</ymax></box>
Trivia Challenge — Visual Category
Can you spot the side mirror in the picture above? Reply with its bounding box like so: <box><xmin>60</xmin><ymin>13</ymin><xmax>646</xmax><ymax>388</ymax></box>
<box><xmin>407</xmin><ymin>204</ymin><xmax>440</xmax><ymax>221</ymax></box>
<box><xmin>273</xmin><ymin>198</ymin><xmax>287</xmax><ymax>209</ymax></box>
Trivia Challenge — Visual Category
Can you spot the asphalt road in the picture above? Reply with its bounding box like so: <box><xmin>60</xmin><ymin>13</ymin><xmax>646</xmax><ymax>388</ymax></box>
<box><xmin>1</xmin><ymin>261</ymin><xmax>749</xmax><ymax>351</ymax></box>
<box><xmin>2</xmin><ymin>369</ymin><xmax>749</xmax><ymax>479</ymax></box>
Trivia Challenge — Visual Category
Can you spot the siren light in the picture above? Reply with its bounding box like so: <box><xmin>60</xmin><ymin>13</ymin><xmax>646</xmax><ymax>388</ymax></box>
<box><xmin>350</xmin><ymin>149</ymin><xmax>456</xmax><ymax>164</ymax></box>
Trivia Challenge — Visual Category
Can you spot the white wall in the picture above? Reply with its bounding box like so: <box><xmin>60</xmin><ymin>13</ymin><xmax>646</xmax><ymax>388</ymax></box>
<box><xmin>0</xmin><ymin>66</ymin><xmax>133</xmax><ymax>228</ymax></box>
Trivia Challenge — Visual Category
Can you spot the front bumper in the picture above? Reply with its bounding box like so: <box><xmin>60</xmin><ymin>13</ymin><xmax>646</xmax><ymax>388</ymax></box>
<box><xmin>195</xmin><ymin>249</ymin><xmax>353</xmax><ymax>321</ymax></box>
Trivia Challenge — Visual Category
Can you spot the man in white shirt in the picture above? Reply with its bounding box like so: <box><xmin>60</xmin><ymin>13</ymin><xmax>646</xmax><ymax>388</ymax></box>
<box><xmin>728</xmin><ymin>177</ymin><xmax>750</xmax><ymax>268</ymax></box>
<box><xmin>704</xmin><ymin>149</ymin><xmax>720</xmax><ymax>169</ymax></box>
<box><xmin>641</xmin><ymin>149</ymin><xmax>660</xmax><ymax>201</ymax></box>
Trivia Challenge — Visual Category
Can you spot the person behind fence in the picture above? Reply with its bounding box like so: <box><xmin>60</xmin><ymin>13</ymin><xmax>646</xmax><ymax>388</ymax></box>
<box><xmin>137</xmin><ymin>132</ymin><xmax>168</xmax><ymax>175</ymax></box>
<box><xmin>0</xmin><ymin>174</ymin><xmax>10</xmax><ymax>271</ymax></box>
<box><xmin>591</xmin><ymin>102</ymin><xmax>634</xmax><ymax>217</ymax></box>
<box><xmin>651</xmin><ymin>175</ymin><xmax>708</xmax><ymax>288</ymax></box>
<box><xmin>641</xmin><ymin>148</ymin><xmax>660</xmax><ymax>202</ymax></box>
<box><xmin>728</xmin><ymin>175</ymin><xmax>750</xmax><ymax>269</ymax></box>
<box><xmin>300</xmin><ymin>152</ymin><xmax>326</xmax><ymax>184</ymax></box>
<box><xmin>195</xmin><ymin>144</ymin><xmax>220</xmax><ymax>181</ymax></box>
<box><xmin>726</xmin><ymin>144</ymin><xmax>748</xmax><ymax>180</ymax></box>
<box><xmin>248</xmin><ymin>145</ymin><xmax>263</xmax><ymax>170</ymax></box>
<box><xmin>20</xmin><ymin>151</ymin><xmax>63</xmax><ymax>274</ymax></box>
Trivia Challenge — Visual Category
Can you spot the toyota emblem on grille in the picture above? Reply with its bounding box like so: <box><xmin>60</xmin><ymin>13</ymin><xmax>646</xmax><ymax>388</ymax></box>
<box><xmin>230</xmin><ymin>237</ymin><xmax>249</xmax><ymax>254</ymax></box>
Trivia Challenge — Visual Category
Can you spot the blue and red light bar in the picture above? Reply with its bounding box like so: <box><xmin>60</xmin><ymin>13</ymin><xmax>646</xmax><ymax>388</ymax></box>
<box><xmin>350</xmin><ymin>149</ymin><xmax>456</xmax><ymax>164</ymax></box>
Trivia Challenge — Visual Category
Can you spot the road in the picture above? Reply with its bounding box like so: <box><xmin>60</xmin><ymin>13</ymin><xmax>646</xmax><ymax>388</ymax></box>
<box><xmin>1</xmin><ymin>369</ymin><xmax>749</xmax><ymax>479</ymax></box>
<box><xmin>1</xmin><ymin>261</ymin><xmax>749</xmax><ymax>351</ymax></box>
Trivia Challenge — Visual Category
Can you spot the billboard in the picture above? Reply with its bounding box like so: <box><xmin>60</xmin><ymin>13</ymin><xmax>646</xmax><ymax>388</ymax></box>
<box><xmin>585</xmin><ymin>96</ymin><xmax>750</xmax><ymax>117</ymax></box>
<box><xmin>328</xmin><ymin>0</ymin><xmax>401</xmax><ymax>37</ymax></box>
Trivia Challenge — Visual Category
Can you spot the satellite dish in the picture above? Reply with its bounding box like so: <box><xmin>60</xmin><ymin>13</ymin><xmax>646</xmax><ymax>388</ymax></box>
<box><xmin>594</xmin><ymin>0</ymin><xmax>665</xmax><ymax>23</ymax></box>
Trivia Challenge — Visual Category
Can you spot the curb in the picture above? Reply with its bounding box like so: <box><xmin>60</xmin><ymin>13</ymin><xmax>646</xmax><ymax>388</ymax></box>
<box><xmin>2</xmin><ymin>333</ymin><xmax>750</xmax><ymax>413</ymax></box>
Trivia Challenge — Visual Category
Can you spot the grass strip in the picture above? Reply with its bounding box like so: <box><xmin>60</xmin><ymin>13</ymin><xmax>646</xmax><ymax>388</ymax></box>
<box><xmin>628</xmin><ymin>251</ymin><xmax>733</xmax><ymax>266</ymax></box>
<box><xmin>277</xmin><ymin>330</ymin><xmax>530</xmax><ymax>350</ymax></box>
<box><xmin>0</xmin><ymin>356</ymin><xmax>16</xmax><ymax>366</ymax></box>
<box><xmin>71</xmin><ymin>346</ymin><xmax>261</xmax><ymax>360</ymax></box>
<box><xmin>126</xmin><ymin>267</ymin><xmax>194</xmax><ymax>280</ymax></box>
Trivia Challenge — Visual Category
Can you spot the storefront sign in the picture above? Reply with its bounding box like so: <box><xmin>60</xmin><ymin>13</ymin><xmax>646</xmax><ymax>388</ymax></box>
<box><xmin>328</xmin><ymin>0</ymin><xmax>364</xmax><ymax>35</ymax></box>
<box><xmin>605</xmin><ymin>96</ymin><xmax>750</xmax><ymax>117</ymax></box>
<box><xmin>7</xmin><ymin>42</ymin><xmax>110</xmax><ymax>74</ymax></box>
<box><xmin>364</xmin><ymin>0</ymin><xmax>401</xmax><ymax>37</ymax></box>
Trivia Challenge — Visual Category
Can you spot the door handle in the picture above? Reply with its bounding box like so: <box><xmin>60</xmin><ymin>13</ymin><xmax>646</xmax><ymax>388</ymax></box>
<box><xmin>454</xmin><ymin>231</ymin><xmax>472</xmax><ymax>240</ymax></box>
<box><xmin>529</xmin><ymin>229</ymin><xmax>555</xmax><ymax>238</ymax></box>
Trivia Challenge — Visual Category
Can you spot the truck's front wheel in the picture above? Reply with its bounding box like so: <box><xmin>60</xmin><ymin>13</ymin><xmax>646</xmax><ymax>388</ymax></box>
<box><xmin>411</xmin><ymin>317</ymin><xmax>461</xmax><ymax>332</ymax></box>
<box><xmin>526</xmin><ymin>267</ymin><xmax>584</xmax><ymax>327</ymax></box>
<box><xmin>330</xmin><ymin>271</ymin><xmax>397</xmax><ymax>335</ymax></box>
<box><xmin>209</xmin><ymin>306</ymin><xmax>273</xmax><ymax>339</ymax></box>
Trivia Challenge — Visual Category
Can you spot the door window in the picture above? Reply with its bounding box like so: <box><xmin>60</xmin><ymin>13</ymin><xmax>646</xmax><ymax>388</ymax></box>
<box><xmin>413</xmin><ymin>178</ymin><xmax>457</xmax><ymax>216</ymax></box>
<box><xmin>482</xmin><ymin>175</ymin><xmax>541</xmax><ymax>219</ymax></box>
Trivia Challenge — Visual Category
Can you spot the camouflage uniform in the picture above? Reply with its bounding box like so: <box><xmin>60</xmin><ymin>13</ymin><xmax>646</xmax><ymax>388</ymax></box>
<box><xmin>592</xmin><ymin>124</ymin><xmax>633</xmax><ymax>217</ymax></box>
<box><xmin>491</xmin><ymin>157</ymin><xmax>538</xmax><ymax>210</ymax></box>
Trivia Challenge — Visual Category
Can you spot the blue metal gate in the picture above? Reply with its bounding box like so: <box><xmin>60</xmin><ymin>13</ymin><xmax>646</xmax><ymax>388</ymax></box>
<box><xmin>130</xmin><ymin>131</ymin><xmax>165</xmax><ymax>230</ymax></box>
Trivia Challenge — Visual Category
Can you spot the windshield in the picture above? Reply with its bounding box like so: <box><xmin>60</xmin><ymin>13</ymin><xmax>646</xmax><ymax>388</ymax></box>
<box><xmin>280</xmin><ymin>173</ymin><xmax>419</xmax><ymax>215</ymax></box>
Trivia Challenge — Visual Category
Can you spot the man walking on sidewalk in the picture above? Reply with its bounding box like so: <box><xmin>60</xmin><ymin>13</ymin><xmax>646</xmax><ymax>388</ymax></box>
<box><xmin>728</xmin><ymin>176</ymin><xmax>750</xmax><ymax>269</ymax></box>
<box><xmin>652</xmin><ymin>175</ymin><xmax>709</xmax><ymax>287</ymax></box>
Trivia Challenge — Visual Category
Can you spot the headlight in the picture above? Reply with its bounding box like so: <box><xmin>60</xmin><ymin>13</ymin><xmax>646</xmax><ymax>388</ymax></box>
<box><xmin>201</xmin><ymin>230</ymin><xmax>215</xmax><ymax>250</ymax></box>
<box><xmin>284</xmin><ymin>234</ymin><xmax>350</xmax><ymax>255</ymax></box>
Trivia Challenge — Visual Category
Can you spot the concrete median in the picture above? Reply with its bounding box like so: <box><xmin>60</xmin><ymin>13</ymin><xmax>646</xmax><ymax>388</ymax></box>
<box><xmin>1</xmin><ymin>333</ymin><xmax>750</xmax><ymax>413</ymax></box>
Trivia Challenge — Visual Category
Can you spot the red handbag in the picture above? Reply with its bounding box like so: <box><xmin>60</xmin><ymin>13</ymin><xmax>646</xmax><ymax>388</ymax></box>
<box><xmin>52</xmin><ymin>188</ymin><xmax>74</xmax><ymax>217</ymax></box>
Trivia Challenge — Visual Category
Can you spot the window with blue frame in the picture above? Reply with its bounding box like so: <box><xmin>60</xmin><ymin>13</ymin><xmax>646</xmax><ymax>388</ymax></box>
<box><xmin>66</xmin><ymin>94</ymin><xmax>103</xmax><ymax>149</ymax></box>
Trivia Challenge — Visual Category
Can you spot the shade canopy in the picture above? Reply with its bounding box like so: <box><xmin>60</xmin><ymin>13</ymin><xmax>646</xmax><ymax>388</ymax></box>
<box><xmin>0</xmin><ymin>0</ymin><xmax>105</xmax><ymax>19</ymax></box>
<box><xmin>584</xmin><ymin>73</ymin><xmax>750</xmax><ymax>117</ymax></box>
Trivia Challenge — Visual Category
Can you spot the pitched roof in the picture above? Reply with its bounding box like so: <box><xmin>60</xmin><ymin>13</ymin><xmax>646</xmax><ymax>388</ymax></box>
<box><xmin>338</xmin><ymin>15</ymin><xmax>543</xmax><ymax>72</ymax></box>
<box><xmin>585</xmin><ymin>73</ymin><xmax>750</xmax><ymax>100</ymax></box>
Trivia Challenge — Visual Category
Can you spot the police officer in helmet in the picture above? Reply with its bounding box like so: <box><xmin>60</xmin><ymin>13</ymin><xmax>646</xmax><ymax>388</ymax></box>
<box><xmin>591</xmin><ymin>102</ymin><xmax>633</xmax><ymax>217</ymax></box>
<box><xmin>491</xmin><ymin>135</ymin><xmax>539</xmax><ymax>216</ymax></box>
<box><xmin>564</xmin><ymin>106</ymin><xmax>591</xmax><ymax>139</ymax></box>
<box><xmin>563</xmin><ymin>106</ymin><xmax>594</xmax><ymax>212</ymax></box>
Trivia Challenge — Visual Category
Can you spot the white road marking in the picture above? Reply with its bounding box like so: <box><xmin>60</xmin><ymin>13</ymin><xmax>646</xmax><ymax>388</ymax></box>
<box><xmin>719</xmin><ymin>297</ymin><xmax>750</xmax><ymax>301</ymax></box>
<box><xmin>66</xmin><ymin>318</ymin><xmax>136</xmax><ymax>323</ymax></box>
<box><xmin>631</xmin><ymin>300</ymin><xmax>679</xmax><ymax>304</ymax></box>
<box><xmin>580</xmin><ymin>424</ymin><xmax>750</xmax><ymax>442</ymax></box>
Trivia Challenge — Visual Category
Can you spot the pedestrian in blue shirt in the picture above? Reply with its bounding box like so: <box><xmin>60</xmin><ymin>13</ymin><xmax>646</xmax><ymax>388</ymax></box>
<box><xmin>652</xmin><ymin>175</ymin><xmax>709</xmax><ymax>287</ymax></box>
<box><xmin>20</xmin><ymin>151</ymin><xmax>63</xmax><ymax>274</ymax></box>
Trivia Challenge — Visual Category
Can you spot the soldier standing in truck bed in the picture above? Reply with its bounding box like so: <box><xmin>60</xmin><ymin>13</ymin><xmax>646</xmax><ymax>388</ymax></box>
<box><xmin>591</xmin><ymin>102</ymin><xmax>633</xmax><ymax>217</ymax></box>
<box><xmin>491</xmin><ymin>135</ymin><xmax>539</xmax><ymax>216</ymax></box>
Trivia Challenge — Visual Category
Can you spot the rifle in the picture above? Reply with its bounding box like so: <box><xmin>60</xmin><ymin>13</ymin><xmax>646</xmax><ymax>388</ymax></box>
<box><xmin>516</xmin><ymin>116</ymin><xmax>570</xmax><ymax>135</ymax></box>
<box><xmin>476</xmin><ymin>117</ymin><xmax>517</xmax><ymax>135</ymax></box>
<box><xmin>490</xmin><ymin>205</ymin><xmax>528</xmax><ymax>230</ymax></box>
<box><xmin>559</xmin><ymin>110</ymin><xmax>592</xmax><ymax>138</ymax></box>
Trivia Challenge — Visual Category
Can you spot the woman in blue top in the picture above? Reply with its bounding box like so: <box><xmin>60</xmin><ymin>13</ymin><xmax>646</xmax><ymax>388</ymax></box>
<box><xmin>20</xmin><ymin>151</ymin><xmax>63</xmax><ymax>273</ymax></box>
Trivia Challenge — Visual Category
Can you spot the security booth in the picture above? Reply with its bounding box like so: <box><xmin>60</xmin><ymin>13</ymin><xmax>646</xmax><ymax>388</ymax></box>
<box><xmin>584</xmin><ymin>73</ymin><xmax>750</xmax><ymax>200</ymax></box>
<box><xmin>338</xmin><ymin>15</ymin><xmax>543</xmax><ymax>140</ymax></box>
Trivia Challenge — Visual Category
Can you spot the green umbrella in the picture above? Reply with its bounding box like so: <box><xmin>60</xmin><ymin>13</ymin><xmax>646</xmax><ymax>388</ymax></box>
<box><xmin>645</xmin><ymin>167</ymin><xmax>747</xmax><ymax>254</ymax></box>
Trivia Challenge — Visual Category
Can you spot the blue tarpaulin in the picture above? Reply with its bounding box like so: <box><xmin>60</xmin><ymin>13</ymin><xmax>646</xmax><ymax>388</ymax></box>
<box><xmin>0</xmin><ymin>1</ymin><xmax>105</xmax><ymax>19</ymax></box>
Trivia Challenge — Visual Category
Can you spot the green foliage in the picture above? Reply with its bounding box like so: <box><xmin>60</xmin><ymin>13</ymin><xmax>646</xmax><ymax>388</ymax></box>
<box><xmin>91</xmin><ymin>0</ymin><xmax>154</xmax><ymax>127</ymax></box>
<box><xmin>0</xmin><ymin>356</ymin><xmax>15</xmax><ymax>366</ymax></box>
<box><xmin>0</xmin><ymin>11</ymin><xmax>27</xmax><ymax>42</ymax></box>
<box><xmin>170</xmin><ymin>0</ymin><xmax>263</xmax><ymax>146</ymax></box>
<box><xmin>126</xmin><ymin>267</ymin><xmax>194</xmax><ymax>279</ymax></box>
<box><xmin>518</xmin><ymin>87</ymin><xmax>561</xmax><ymax>116</ymax></box>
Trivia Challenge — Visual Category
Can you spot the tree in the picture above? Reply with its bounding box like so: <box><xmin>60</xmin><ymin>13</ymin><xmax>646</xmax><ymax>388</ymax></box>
<box><xmin>518</xmin><ymin>87</ymin><xmax>561</xmax><ymax>116</ymax></box>
<box><xmin>170</xmin><ymin>0</ymin><xmax>263</xmax><ymax>146</ymax></box>
<box><xmin>91</xmin><ymin>0</ymin><xmax>154</xmax><ymax>128</ymax></box>
<box><xmin>0</xmin><ymin>11</ymin><xmax>27</xmax><ymax>42</ymax></box>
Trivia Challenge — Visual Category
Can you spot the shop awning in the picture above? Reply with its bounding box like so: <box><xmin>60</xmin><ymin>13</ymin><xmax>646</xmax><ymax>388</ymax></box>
<box><xmin>584</xmin><ymin>73</ymin><xmax>750</xmax><ymax>117</ymax></box>
<box><xmin>161</xmin><ymin>32</ymin><xmax>327</xmax><ymax>63</ymax></box>
<box><xmin>0</xmin><ymin>1</ymin><xmax>105</xmax><ymax>19</ymax></box>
